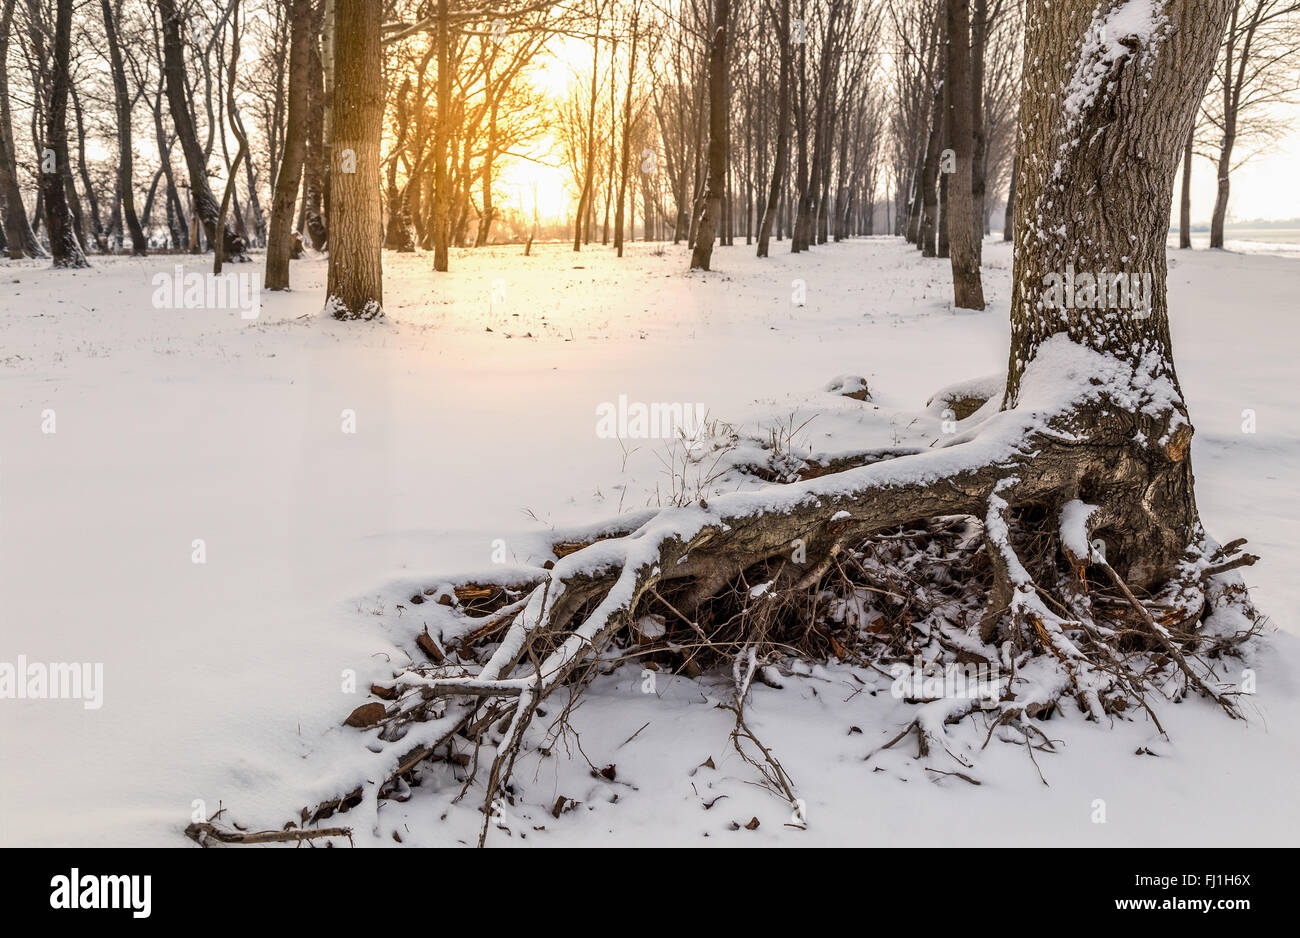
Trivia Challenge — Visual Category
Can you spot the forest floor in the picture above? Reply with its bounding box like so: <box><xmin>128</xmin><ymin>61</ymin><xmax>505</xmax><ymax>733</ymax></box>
<box><xmin>1</xmin><ymin>235</ymin><xmax>1297</xmax><ymax>846</ymax></box>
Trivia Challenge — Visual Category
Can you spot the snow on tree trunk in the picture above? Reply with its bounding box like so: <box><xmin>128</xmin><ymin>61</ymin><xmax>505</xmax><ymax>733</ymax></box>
<box><xmin>1005</xmin><ymin>0</ymin><xmax>1234</xmax><ymax>587</ymax></box>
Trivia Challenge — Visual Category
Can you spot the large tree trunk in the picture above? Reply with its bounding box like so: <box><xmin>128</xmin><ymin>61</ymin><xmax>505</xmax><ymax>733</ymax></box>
<box><xmin>944</xmin><ymin>0</ymin><xmax>984</xmax><ymax>309</ymax></box>
<box><xmin>39</xmin><ymin>0</ymin><xmax>86</xmax><ymax>268</ymax></box>
<box><xmin>266</xmin><ymin>0</ymin><xmax>312</xmax><ymax>290</ymax></box>
<box><xmin>156</xmin><ymin>0</ymin><xmax>245</xmax><ymax>258</ymax></box>
<box><xmin>324</xmin><ymin>0</ymin><xmax>383</xmax><ymax>319</ymax></box>
<box><xmin>613</xmin><ymin>6</ymin><xmax>639</xmax><ymax>258</ymax></box>
<box><xmin>101</xmin><ymin>0</ymin><xmax>146</xmax><ymax>255</ymax></box>
<box><xmin>689</xmin><ymin>0</ymin><xmax>731</xmax><ymax>271</ymax></box>
<box><xmin>1005</xmin><ymin>0</ymin><xmax>1233</xmax><ymax>586</ymax></box>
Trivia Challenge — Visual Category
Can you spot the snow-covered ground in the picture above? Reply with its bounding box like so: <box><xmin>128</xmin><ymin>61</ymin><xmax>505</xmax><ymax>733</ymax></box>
<box><xmin>1</xmin><ymin>237</ymin><xmax>1296</xmax><ymax>847</ymax></box>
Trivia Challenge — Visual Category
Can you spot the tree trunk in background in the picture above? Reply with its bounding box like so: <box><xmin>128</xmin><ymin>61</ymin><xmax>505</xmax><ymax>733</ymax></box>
<box><xmin>573</xmin><ymin>3</ymin><xmax>602</xmax><ymax>252</ymax></box>
<box><xmin>303</xmin><ymin>0</ymin><xmax>328</xmax><ymax>251</ymax></box>
<box><xmin>969</xmin><ymin>0</ymin><xmax>987</xmax><ymax>261</ymax></box>
<box><xmin>0</xmin><ymin>0</ymin><xmax>42</xmax><ymax>257</ymax></box>
<box><xmin>614</xmin><ymin>6</ymin><xmax>639</xmax><ymax>258</ymax></box>
<box><xmin>938</xmin><ymin>71</ymin><xmax>949</xmax><ymax>260</ymax></box>
<box><xmin>1005</xmin><ymin>0</ymin><xmax>1232</xmax><ymax>585</ymax></box>
<box><xmin>214</xmin><ymin>0</ymin><xmax>249</xmax><ymax>275</ymax></box>
<box><xmin>70</xmin><ymin>86</ymin><xmax>103</xmax><ymax>251</ymax></box>
<box><xmin>905</xmin><ymin>155</ymin><xmax>923</xmax><ymax>242</ymax></box>
<box><xmin>325</xmin><ymin>0</ymin><xmax>383</xmax><ymax>319</ymax></box>
<box><xmin>756</xmin><ymin>0</ymin><xmax>790</xmax><ymax>258</ymax></box>
<box><xmin>1002</xmin><ymin>154</ymin><xmax>1015</xmax><ymax>241</ymax></box>
<box><xmin>1209</xmin><ymin>131</ymin><xmax>1232</xmax><ymax>249</ymax></box>
<box><xmin>474</xmin><ymin>92</ymin><xmax>498</xmax><ymax>248</ymax></box>
<box><xmin>388</xmin><ymin>76</ymin><xmax>418</xmax><ymax>251</ymax></box>
<box><xmin>40</xmin><ymin>0</ymin><xmax>86</xmax><ymax>268</ymax></box>
<box><xmin>101</xmin><ymin>0</ymin><xmax>146</xmax><ymax>255</ymax></box>
<box><xmin>156</xmin><ymin>0</ymin><xmax>245</xmax><ymax>257</ymax></box>
<box><xmin>944</xmin><ymin>0</ymin><xmax>983</xmax><ymax>309</ymax></box>
<box><xmin>918</xmin><ymin>82</ymin><xmax>943</xmax><ymax>257</ymax></box>
<box><xmin>432</xmin><ymin>0</ymin><xmax>451</xmax><ymax>270</ymax></box>
<box><xmin>1179</xmin><ymin>130</ymin><xmax>1193</xmax><ymax>249</ymax></box>
<box><xmin>266</xmin><ymin>0</ymin><xmax>312</xmax><ymax>290</ymax></box>
<box><xmin>689</xmin><ymin>0</ymin><xmax>730</xmax><ymax>271</ymax></box>
<box><xmin>790</xmin><ymin>1</ymin><xmax>807</xmax><ymax>253</ymax></box>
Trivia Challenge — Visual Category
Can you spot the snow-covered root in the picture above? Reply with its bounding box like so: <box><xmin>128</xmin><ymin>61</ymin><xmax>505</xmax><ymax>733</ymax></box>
<box><xmin>198</xmin><ymin>343</ymin><xmax>1265</xmax><ymax>845</ymax></box>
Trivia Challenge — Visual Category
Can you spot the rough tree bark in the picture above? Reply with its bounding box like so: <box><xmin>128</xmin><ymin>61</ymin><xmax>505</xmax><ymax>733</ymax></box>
<box><xmin>324</xmin><ymin>0</ymin><xmax>383</xmax><ymax>319</ymax></box>
<box><xmin>689</xmin><ymin>0</ymin><xmax>731</xmax><ymax>271</ymax></box>
<box><xmin>266</xmin><ymin>0</ymin><xmax>312</xmax><ymax>290</ymax></box>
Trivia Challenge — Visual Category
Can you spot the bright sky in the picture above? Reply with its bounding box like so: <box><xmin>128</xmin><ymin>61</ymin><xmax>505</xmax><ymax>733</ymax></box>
<box><xmin>492</xmin><ymin>46</ymin><xmax>579</xmax><ymax>224</ymax></box>
<box><xmin>495</xmin><ymin>69</ymin><xmax>1300</xmax><ymax>227</ymax></box>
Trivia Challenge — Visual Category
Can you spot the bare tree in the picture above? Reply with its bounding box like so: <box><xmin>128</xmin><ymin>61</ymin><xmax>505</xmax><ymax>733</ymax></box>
<box><xmin>1203</xmin><ymin>0</ymin><xmax>1300</xmax><ymax>247</ymax></box>
<box><xmin>99</xmin><ymin>0</ymin><xmax>146</xmax><ymax>255</ymax></box>
<box><xmin>689</xmin><ymin>0</ymin><xmax>730</xmax><ymax>270</ymax></box>
<box><xmin>0</xmin><ymin>0</ymin><xmax>44</xmax><ymax>257</ymax></box>
<box><xmin>266</xmin><ymin>0</ymin><xmax>313</xmax><ymax>289</ymax></box>
<box><xmin>944</xmin><ymin>0</ymin><xmax>983</xmax><ymax>308</ymax></box>
<box><xmin>39</xmin><ymin>0</ymin><xmax>87</xmax><ymax>267</ymax></box>
<box><xmin>156</xmin><ymin>0</ymin><xmax>245</xmax><ymax>257</ymax></box>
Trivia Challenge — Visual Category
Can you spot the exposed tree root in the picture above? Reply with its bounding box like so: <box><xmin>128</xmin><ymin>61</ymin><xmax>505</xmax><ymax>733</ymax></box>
<box><xmin>226</xmin><ymin>351</ymin><xmax>1265</xmax><ymax>845</ymax></box>
<box><xmin>184</xmin><ymin>821</ymin><xmax>352</xmax><ymax>847</ymax></box>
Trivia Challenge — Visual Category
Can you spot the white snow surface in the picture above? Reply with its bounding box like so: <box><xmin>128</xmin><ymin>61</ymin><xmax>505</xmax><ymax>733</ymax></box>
<box><xmin>1</xmin><ymin>236</ymin><xmax>1297</xmax><ymax>847</ymax></box>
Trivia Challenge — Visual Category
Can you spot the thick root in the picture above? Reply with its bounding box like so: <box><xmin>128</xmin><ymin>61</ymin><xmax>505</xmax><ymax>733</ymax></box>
<box><xmin>272</xmin><ymin>353</ymin><xmax>1266</xmax><ymax>841</ymax></box>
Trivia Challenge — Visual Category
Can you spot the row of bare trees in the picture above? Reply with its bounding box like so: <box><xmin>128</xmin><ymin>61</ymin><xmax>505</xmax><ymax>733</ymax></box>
<box><xmin>1178</xmin><ymin>0</ymin><xmax>1300</xmax><ymax>249</ymax></box>
<box><xmin>1</xmin><ymin>0</ymin><xmax>1295</xmax><ymax>305</ymax></box>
